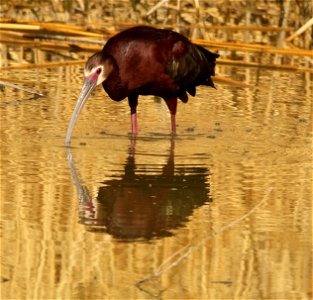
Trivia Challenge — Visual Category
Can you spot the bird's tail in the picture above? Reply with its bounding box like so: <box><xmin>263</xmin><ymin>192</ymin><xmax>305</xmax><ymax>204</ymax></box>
<box><xmin>196</xmin><ymin>45</ymin><xmax>219</xmax><ymax>76</ymax></box>
<box><xmin>194</xmin><ymin>45</ymin><xmax>219</xmax><ymax>89</ymax></box>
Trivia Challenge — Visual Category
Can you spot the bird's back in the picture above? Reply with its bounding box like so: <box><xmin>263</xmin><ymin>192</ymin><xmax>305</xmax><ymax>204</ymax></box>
<box><xmin>103</xmin><ymin>26</ymin><xmax>219</xmax><ymax>100</ymax></box>
<box><xmin>105</xmin><ymin>26</ymin><xmax>184</xmax><ymax>44</ymax></box>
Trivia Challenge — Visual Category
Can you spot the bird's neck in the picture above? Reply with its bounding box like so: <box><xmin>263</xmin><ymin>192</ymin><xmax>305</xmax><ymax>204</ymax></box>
<box><xmin>102</xmin><ymin>67</ymin><xmax>128</xmax><ymax>101</ymax></box>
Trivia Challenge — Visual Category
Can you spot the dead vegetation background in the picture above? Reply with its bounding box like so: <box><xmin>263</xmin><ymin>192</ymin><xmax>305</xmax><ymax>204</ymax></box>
<box><xmin>0</xmin><ymin>0</ymin><xmax>312</xmax><ymax>71</ymax></box>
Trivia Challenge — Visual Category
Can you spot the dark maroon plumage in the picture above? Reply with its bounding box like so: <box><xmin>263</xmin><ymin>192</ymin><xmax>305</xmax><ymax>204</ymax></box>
<box><xmin>65</xmin><ymin>26</ymin><xmax>219</xmax><ymax>144</ymax></box>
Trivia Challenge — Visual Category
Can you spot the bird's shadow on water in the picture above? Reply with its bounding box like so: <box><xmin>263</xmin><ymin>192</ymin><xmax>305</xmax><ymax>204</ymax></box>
<box><xmin>66</xmin><ymin>136</ymin><xmax>212</xmax><ymax>241</ymax></box>
<box><xmin>65</xmin><ymin>136</ymin><xmax>271</xmax><ymax>298</ymax></box>
<box><xmin>66</xmin><ymin>136</ymin><xmax>213</xmax><ymax>298</ymax></box>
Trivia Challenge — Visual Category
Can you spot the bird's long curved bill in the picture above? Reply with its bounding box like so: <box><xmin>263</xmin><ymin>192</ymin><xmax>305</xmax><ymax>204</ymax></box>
<box><xmin>65</xmin><ymin>78</ymin><xmax>96</xmax><ymax>145</ymax></box>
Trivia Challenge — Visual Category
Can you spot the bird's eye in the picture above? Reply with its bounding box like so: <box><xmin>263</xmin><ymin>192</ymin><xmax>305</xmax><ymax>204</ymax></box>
<box><xmin>96</xmin><ymin>68</ymin><xmax>101</xmax><ymax>74</ymax></box>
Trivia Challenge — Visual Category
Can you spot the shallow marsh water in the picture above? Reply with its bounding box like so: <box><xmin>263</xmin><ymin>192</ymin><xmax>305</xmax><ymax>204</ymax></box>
<box><xmin>1</xmin><ymin>64</ymin><xmax>312</xmax><ymax>299</ymax></box>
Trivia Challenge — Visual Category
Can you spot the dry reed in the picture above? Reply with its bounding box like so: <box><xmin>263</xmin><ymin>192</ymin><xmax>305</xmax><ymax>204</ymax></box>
<box><xmin>0</xmin><ymin>2</ymin><xmax>312</xmax><ymax>79</ymax></box>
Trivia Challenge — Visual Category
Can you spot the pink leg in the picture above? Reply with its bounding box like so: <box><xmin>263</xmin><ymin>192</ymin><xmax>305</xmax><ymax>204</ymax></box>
<box><xmin>165</xmin><ymin>98</ymin><xmax>177</xmax><ymax>135</ymax></box>
<box><xmin>128</xmin><ymin>95</ymin><xmax>138</xmax><ymax>135</ymax></box>
<box><xmin>131</xmin><ymin>112</ymin><xmax>138</xmax><ymax>135</ymax></box>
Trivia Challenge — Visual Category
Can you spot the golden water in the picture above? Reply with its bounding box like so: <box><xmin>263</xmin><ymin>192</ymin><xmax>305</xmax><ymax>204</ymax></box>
<box><xmin>1</xmin><ymin>64</ymin><xmax>312</xmax><ymax>299</ymax></box>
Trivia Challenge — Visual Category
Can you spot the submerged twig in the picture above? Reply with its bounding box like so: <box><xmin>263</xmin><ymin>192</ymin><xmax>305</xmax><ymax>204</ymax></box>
<box><xmin>0</xmin><ymin>80</ymin><xmax>46</xmax><ymax>97</ymax></box>
<box><xmin>136</xmin><ymin>187</ymin><xmax>272</xmax><ymax>288</ymax></box>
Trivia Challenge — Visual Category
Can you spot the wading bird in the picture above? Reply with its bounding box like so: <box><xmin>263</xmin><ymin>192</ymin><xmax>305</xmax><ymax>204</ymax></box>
<box><xmin>65</xmin><ymin>26</ymin><xmax>219</xmax><ymax>144</ymax></box>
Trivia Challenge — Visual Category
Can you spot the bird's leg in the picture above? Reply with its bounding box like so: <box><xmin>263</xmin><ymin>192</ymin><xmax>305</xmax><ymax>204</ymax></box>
<box><xmin>128</xmin><ymin>94</ymin><xmax>138</xmax><ymax>135</ymax></box>
<box><xmin>165</xmin><ymin>97</ymin><xmax>177</xmax><ymax>135</ymax></box>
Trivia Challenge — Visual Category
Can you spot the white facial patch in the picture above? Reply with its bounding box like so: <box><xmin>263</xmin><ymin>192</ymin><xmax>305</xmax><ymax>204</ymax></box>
<box><xmin>84</xmin><ymin>66</ymin><xmax>106</xmax><ymax>86</ymax></box>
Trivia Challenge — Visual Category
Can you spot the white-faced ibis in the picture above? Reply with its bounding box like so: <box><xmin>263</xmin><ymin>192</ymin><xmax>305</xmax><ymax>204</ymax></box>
<box><xmin>65</xmin><ymin>26</ymin><xmax>219</xmax><ymax>144</ymax></box>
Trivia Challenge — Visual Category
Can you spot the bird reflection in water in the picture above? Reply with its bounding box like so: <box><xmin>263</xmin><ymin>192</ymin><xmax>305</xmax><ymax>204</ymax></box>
<box><xmin>67</xmin><ymin>139</ymin><xmax>211</xmax><ymax>240</ymax></box>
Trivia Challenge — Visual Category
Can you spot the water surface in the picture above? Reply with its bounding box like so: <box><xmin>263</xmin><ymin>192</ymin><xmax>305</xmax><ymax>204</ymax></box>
<box><xmin>1</xmin><ymin>64</ymin><xmax>312</xmax><ymax>299</ymax></box>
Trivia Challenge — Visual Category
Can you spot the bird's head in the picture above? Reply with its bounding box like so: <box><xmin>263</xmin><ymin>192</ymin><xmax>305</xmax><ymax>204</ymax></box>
<box><xmin>84</xmin><ymin>52</ymin><xmax>114</xmax><ymax>86</ymax></box>
<box><xmin>65</xmin><ymin>52</ymin><xmax>114</xmax><ymax>145</ymax></box>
